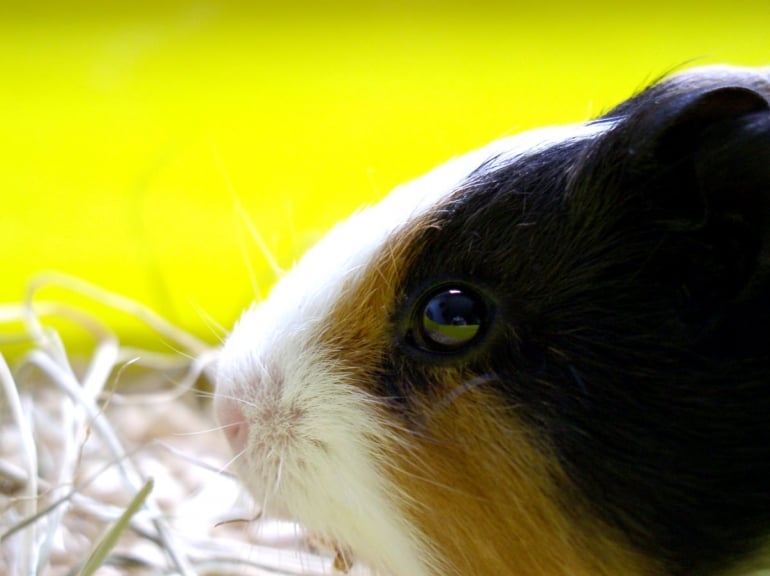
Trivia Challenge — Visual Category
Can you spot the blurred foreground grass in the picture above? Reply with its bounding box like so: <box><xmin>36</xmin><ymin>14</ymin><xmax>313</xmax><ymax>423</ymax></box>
<box><xmin>0</xmin><ymin>1</ymin><xmax>767</xmax><ymax>353</ymax></box>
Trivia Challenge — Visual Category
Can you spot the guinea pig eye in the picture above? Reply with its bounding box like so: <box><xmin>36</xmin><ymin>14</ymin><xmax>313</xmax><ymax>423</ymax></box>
<box><xmin>409</xmin><ymin>285</ymin><xmax>490</xmax><ymax>353</ymax></box>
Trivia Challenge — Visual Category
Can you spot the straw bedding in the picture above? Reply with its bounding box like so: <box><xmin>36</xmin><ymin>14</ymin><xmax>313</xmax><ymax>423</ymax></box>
<box><xmin>0</xmin><ymin>275</ymin><xmax>358</xmax><ymax>575</ymax></box>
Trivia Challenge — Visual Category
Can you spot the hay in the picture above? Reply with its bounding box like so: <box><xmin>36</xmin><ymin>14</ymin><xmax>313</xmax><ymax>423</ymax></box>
<box><xmin>0</xmin><ymin>274</ymin><xmax>355</xmax><ymax>575</ymax></box>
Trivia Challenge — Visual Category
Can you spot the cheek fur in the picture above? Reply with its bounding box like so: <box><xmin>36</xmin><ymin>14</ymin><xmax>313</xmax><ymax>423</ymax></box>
<box><xmin>379</xmin><ymin>369</ymin><xmax>659</xmax><ymax>576</ymax></box>
<box><xmin>312</xmin><ymin>227</ymin><xmax>659</xmax><ymax>575</ymax></box>
<box><xmin>216</xmin><ymin>221</ymin><xmax>441</xmax><ymax>575</ymax></box>
<box><xmin>217</xmin><ymin>345</ymin><xmax>436</xmax><ymax>575</ymax></box>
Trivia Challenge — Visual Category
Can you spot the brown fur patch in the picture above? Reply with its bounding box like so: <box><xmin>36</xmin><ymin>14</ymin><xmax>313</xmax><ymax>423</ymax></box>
<box><xmin>388</xmin><ymin>384</ymin><xmax>660</xmax><ymax>575</ymax></box>
<box><xmin>314</xmin><ymin>213</ymin><xmax>662</xmax><ymax>575</ymax></box>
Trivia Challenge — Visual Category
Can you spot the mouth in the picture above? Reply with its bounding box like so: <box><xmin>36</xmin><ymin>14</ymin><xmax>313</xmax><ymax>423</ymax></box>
<box><xmin>214</xmin><ymin>354</ymin><xmax>432</xmax><ymax>576</ymax></box>
<box><xmin>218</xmin><ymin>441</ymin><xmax>365</xmax><ymax>573</ymax></box>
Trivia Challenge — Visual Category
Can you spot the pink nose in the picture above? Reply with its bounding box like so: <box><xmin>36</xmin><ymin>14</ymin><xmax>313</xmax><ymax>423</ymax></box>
<box><xmin>214</xmin><ymin>397</ymin><xmax>249</xmax><ymax>454</ymax></box>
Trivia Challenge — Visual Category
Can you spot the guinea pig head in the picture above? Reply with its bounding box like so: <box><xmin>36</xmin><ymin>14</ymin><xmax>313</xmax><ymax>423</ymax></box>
<box><xmin>215</xmin><ymin>66</ymin><xmax>770</xmax><ymax>576</ymax></box>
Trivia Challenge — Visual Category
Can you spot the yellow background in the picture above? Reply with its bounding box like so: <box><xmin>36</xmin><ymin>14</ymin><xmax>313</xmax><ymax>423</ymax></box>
<box><xmin>0</xmin><ymin>1</ymin><xmax>767</xmax><ymax>352</ymax></box>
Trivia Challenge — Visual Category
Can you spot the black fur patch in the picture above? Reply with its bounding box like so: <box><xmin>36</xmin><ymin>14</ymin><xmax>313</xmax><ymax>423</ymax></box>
<box><xmin>390</xmin><ymin>68</ymin><xmax>770</xmax><ymax>575</ymax></box>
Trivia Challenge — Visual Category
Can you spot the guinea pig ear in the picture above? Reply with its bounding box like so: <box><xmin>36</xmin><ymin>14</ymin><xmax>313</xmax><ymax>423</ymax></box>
<box><xmin>678</xmin><ymin>96</ymin><xmax>770</xmax><ymax>310</ymax></box>
<box><xmin>599</xmin><ymin>72</ymin><xmax>770</xmax><ymax>318</ymax></box>
<box><xmin>611</xmin><ymin>74</ymin><xmax>770</xmax><ymax>226</ymax></box>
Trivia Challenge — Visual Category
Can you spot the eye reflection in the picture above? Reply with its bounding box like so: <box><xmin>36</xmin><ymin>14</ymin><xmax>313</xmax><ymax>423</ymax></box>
<box><xmin>417</xmin><ymin>287</ymin><xmax>485</xmax><ymax>351</ymax></box>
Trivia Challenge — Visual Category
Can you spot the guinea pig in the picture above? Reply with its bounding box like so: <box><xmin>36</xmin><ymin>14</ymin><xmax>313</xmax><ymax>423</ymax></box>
<box><xmin>214</xmin><ymin>65</ymin><xmax>770</xmax><ymax>576</ymax></box>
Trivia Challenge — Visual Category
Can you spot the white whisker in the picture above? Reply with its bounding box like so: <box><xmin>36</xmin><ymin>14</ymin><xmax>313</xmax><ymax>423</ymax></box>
<box><xmin>204</xmin><ymin>390</ymin><xmax>258</xmax><ymax>410</ymax></box>
<box><xmin>190</xmin><ymin>301</ymin><xmax>228</xmax><ymax>345</ymax></box>
<box><xmin>219</xmin><ymin>446</ymin><xmax>249</xmax><ymax>476</ymax></box>
<box><xmin>172</xmin><ymin>422</ymin><xmax>239</xmax><ymax>437</ymax></box>
<box><xmin>431</xmin><ymin>374</ymin><xmax>500</xmax><ymax>415</ymax></box>
<box><xmin>274</xmin><ymin>456</ymin><xmax>284</xmax><ymax>494</ymax></box>
<box><xmin>212</xmin><ymin>146</ymin><xmax>284</xmax><ymax>293</ymax></box>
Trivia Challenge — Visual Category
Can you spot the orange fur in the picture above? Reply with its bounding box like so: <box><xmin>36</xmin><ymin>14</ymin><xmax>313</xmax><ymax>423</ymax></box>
<box><xmin>316</xmin><ymin>220</ymin><xmax>661</xmax><ymax>575</ymax></box>
<box><xmin>388</xmin><ymin>386</ymin><xmax>660</xmax><ymax>576</ymax></box>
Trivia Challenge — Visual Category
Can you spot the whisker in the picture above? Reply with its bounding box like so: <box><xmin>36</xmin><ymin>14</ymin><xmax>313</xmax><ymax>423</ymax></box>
<box><xmin>201</xmin><ymin>390</ymin><xmax>258</xmax><ymax>410</ymax></box>
<box><xmin>214</xmin><ymin>510</ymin><xmax>262</xmax><ymax>529</ymax></box>
<box><xmin>153</xmin><ymin>442</ymin><xmax>238</xmax><ymax>480</ymax></box>
<box><xmin>431</xmin><ymin>374</ymin><xmax>500</xmax><ymax>414</ymax></box>
<box><xmin>219</xmin><ymin>446</ymin><xmax>249</xmax><ymax>476</ymax></box>
<box><xmin>273</xmin><ymin>456</ymin><xmax>284</xmax><ymax>494</ymax></box>
<box><xmin>212</xmin><ymin>146</ymin><xmax>262</xmax><ymax>301</ymax></box>
<box><xmin>381</xmin><ymin>439</ymin><xmax>481</xmax><ymax>502</ymax></box>
<box><xmin>212</xmin><ymin>146</ymin><xmax>284</xmax><ymax>292</ymax></box>
<box><xmin>259</xmin><ymin>487</ymin><xmax>272</xmax><ymax>526</ymax></box>
<box><xmin>283</xmin><ymin>200</ymin><xmax>299</xmax><ymax>263</ymax></box>
<box><xmin>238</xmin><ymin>207</ymin><xmax>284</xmax><ymax>280</ymax></box>
<box><xmin>190</xmin><ymin>302</ymin><xmax>228</xmax><ymax>345</ymax></box>
<box><xmin>172</xmin><ymin>421</ymin><xmax>241</xmax><ymax>437</ymax></box>
<box><xmin>235</xmin><ymin>208</ymin><xmax>263</xmax><ymax>302</ymax></box>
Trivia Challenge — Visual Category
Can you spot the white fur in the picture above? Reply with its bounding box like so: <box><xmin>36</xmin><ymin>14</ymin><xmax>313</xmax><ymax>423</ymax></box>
<box><xmin>215</xmin><ymin>119</ymin><xmax>614</xmax><ymax>575</ymax></box>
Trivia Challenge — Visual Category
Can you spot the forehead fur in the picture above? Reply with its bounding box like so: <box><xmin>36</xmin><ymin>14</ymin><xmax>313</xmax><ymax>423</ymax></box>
<box><xmin>274</xmin><ymin>68</ymin><xmax>770</xmax><ymax>334</ymax></box>
<box><xmin>221</xmin><ymin>121</ymin><xmax>611</xmax><ymax>363</ymax></box>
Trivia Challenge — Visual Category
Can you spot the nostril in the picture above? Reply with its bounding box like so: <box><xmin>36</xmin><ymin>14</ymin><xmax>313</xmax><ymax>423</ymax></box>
<box><xmin>215</xmin><ymin>398</ymin><xmax>249</xmax><ymax>453</ymax></box>
<box><xmin>224</xmin><ymin>419</ymin><xmax>248</xmax><ymax>452</ymax></box>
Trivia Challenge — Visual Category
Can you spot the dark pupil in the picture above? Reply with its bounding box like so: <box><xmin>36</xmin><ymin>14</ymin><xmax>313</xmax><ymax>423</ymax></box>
<box><xmin>421</xmin><ymin>288</ymin><xmax>483</xmax><ymax>349</ymax></box>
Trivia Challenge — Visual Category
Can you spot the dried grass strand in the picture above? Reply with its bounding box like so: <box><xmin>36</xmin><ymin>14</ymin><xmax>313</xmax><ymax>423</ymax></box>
<box><xmin>0</xmin><ymin>276</ymin><xmax>342</xmax><ymax>576</ymax></box>
<box><xmin>0</xmin><ymin>353</ymin><xmax>39</xmax><ymax>576</ymax></box>
<box><xmin>77</xmin><ymin>477</ymin><xmax>155</xmax><ymax>576</ymax></box>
